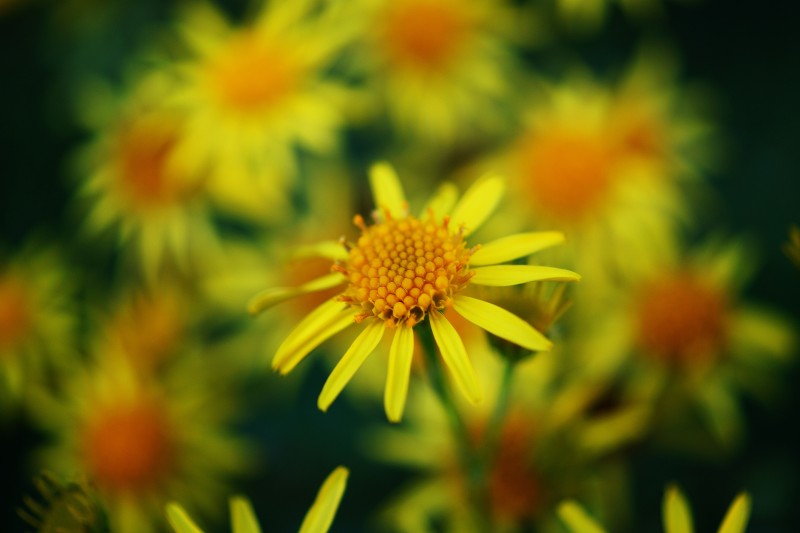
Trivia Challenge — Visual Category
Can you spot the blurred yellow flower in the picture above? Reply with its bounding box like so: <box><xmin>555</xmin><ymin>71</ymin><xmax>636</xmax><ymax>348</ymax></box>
<box><xmin>169</xmin><ymin>0</ymin><xmax>352</xmax><ymax>221</ymax></box>
<box><xmin>491</xmin><ymin>58</ymin><xmax>713</xmax><ymax>286</ymax></box>
<box><xmin>74</xmin><ymin>76</ymin><xmax>220</xmax><ymax>282</ymax></box>
<box><xmin>250</xmin><ymin>163</ymin><xmax>578</xmax><ymax>422</ymax></box>
<box><xmin>347</xmin><ymin>0</ymin><xmax>520</xmax><ymax>145</ymax></box>
<box><xmin>166</xmin><ymin>466</ymin><xmax>349</xmax><ymax>533</ymax></box>
<box><xmin>0</xmin><ymin>246</ymin><xmax>75</xmax><ymax>406</ymax></box>
<box><xmin>30</xmin><ymin>355</ymin><xmax>253</xmax><ymax>533</ymax></box>
<box><xmin>558</xmin><ymin>484</ymin><xmax>752</xmax><ymax>533</ymax></box>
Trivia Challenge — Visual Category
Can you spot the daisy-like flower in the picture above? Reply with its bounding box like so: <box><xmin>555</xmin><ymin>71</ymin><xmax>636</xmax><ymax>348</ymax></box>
<box><xmin>0</xmin><ymin>246</ymin><xmax>75</xmax><ymax>406</ymax></box>
<box><xmin>490</xmin><ymin>61</ymin><xmax>711</xmax><ymax>287</ymax></box>
<box><xmin>558</xmin><ymin>484</ymin><xmax>751</xmax><ymax>533</ymax></box>
<box><xmin>345</xmin><ymin>0</ymin><xmax>520</xmax><ymax>145</ymax></box>
<box><xmin>166</xmin><ymin>466</ymin><xmax>349</xmax><ymax>533</ymax></box>
<box><xmin>250</xmin><ymin>163</ymin><xmax>579</xmax><ymax>422</ymax></box>
<box><xmin>169</xmin><ymin>0</ymin><xmax>352</xmax><ymax>221</ymax></box>
<box><xmin>576</xmin><ymin>238</ymin><xmax>794</xmax><ymax>450</ymax></box>
<box><xmin>29</xmin><ymin>355</ymin><xmax>253</xmax><ymax>533</ymax></box>
<box><xmin>371</xmin><ymin>341</ymin><xmax>647</xmax><ymax>532</ymax></box>
<box><xmin>74</xmin><ymin>74</ymin><xmax>220</xmax><ymax>282</ymax></box>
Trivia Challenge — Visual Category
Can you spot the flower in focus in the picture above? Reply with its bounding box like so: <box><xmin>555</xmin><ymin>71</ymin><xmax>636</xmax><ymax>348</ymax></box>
<box><xmin>29</xmin><ymin>355</ymin><xmax>253</xmax><ymax>533</ymax></box>
<box><xmin>0</xmin><ymin>246</ymin><xmax>75</xmax><ymax>406</ymax></box>
<box><xmin>346</xmin><ymin>0</ymin><xmax>520</xmax><ymax>145</ymax></box>
<box><xmin>250</xmin><ymin>163</ymin><xmax>579</xmax><ymax>422</ymax></box>
<box><xmin>74</xmin><ymin>75</ymin><xmax>220</xmax><ymax>282</ymax></box>
<box><xmin>558</xmin><ymin>484</ymin><xmax>751</xmax><ymax>533</ymax></box>
<box><xmin>166</xmin><ymin>466</ymin><xmax>349</xmax><ymax>533</ymax></box>
<box><xmin>169</xmin><ymin>0</ymin><xmax>352</xmax><ymax>221</ymax></box>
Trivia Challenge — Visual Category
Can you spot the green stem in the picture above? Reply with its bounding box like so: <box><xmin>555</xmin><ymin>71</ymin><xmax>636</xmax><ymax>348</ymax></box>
<box><xmin>417</xmin><ymin>321</ymin><xmax>492</xmax><ymax>533</ymax></box>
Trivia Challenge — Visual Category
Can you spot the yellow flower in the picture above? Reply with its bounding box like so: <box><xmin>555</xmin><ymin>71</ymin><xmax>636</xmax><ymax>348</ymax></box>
<box><xmin>346</xmin><ymin>0</ymin><xmax>520</xmax><ymax>144</ymax></box>
<box><xmin>166</xmin><ymin>466</ymin><xmax>349</xmax><ymax>533</ymax></box>
<box><xmin>29</xmin><ymin>355</ymin><xmax>253</xmax><ymax>533</ymax></box>
<box><xmin>169</xmin><ymin>0</ymin><xmax>352</xmax><ymax>221</ymax></box>
<box><xmin>0</xmin><ymin>246</ymin><xmax>75</xmax><ymax>406</ymax></box>
<box><xmin>489</xmin><ymin>58</ymin><xmax>713</xmax><ymax>287</ymax></box>
<box><xmin>74</xmin><ymin>75</ymin><xmax>220</xmax><ymax>282</ymax></box>
<box><xmin>558</xmin><ymin>484</ymin><xmax>752</xmax><ymax>533</ymax></box>
<box><xmin>250</xmin><ymin>163</ymin><xmax>579</xmax><ymax>422</ymax></box>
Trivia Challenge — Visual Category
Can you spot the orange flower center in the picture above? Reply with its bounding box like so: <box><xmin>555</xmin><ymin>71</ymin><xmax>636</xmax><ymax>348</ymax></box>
<box><xmin>635</xmin><ymin>271</ymin><xmax>728</xmax><ymax>362</ymax></box>
<box><xmin>378</xmin><ymin>0</ymin><xmax>470</xmax><ymax>71</ymax></box>
<box><xmin>613</xmin><ymin>103</ymin><xmax>666</xmax><ymax>162</ymax></box>
<box><xmin>207</xmin><ymin>32</ymin><xmax>298</xmax><ymax>115</ymax></box>
<box><xmin>82</xmin><ymin>401</ymin><xmax>175</xmax><ymax>493</ymax></box>
<box><xmin>486</xmin><ymin>415</ymin><xmax>541</xmax><ymax>522</ymax></box>
<box><xmin>0</xmin><ymin>276</ymin><xmax>31</xmax><ymax>351</ymax></box>
<box><xmin>338</xmin><ymin>213</ymin><xmax>473</xmax><ymax>326</ymax></box>
<box><xmin>116</xmin><ymin>118</ymin><xmax>196</xmax><ymax>210</ymax></box>
<box><xmin>518</xmin><ymin>129</ymin><xmax>616</xmax><ymax>223</ymax></box>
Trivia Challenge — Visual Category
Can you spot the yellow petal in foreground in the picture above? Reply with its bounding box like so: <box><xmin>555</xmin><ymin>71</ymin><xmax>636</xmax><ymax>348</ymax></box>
<box><xmin>421</xmin><ymin>182</ymin><xmax>459</xmax><ymax>219</ymax></box>
<box><xmin>249</xmin><ymin>274</ymin><xmax>346</xmax><ymax>315</ymax></box>
<box><xmin>273</xmin><ymin>300</ymin><xmax>355</xmax><ymax>374</ymax></box>
<box><xmin>231</xmin><ymin>497</ymin><xmax>262</xmax><ymax>533</ymax></box>
<box><xmin>318</xmin><ymin>321</ymin><xmax>385</xmax><ymax>411</ymax></box>
<box><xmin>717</xmin><ymin>493</ymin><xmax>751</xmax><ymax>533</ymax></box>
<box><xmin>385</xmin><ymin>326</ymin><xmax>415</xmax><ymax>422</ymax></box>
<box><xmin>557</xmin><ymin>501</ymin><xmax>608</xmax><ymax>533</ymax></box>
<box><xmin>663</xmin><ymin>485</ymin><xmax>694</xmax><ymax>533</ymax></box>
<box><xmin>470</xmin><ymin>265</ymin><xmax>581</xmax><ymax>286</ymax></box>
<box><xmin>453</xmin><ymin>295</ymin><xmax>552</xmax><ymax>352</ymax></box>
<box><xmin>166</xmin><ymin>503</ymin><xmax>204</xmax><ymax>533</ymax></box>
<box><xmin>369</xmin><ymin>162</ymin><xmax>407</xmax><ymax>218</ymax></box>
<box><xmin>470</xmin><ymin>231</ymin><xmax>565</xmax><ymax>266</ymax></box>
<box><xmin>449</xmin><ymin>174</ymin><xmax>505</xmax><ymax>236</ymax></box>
<box><xmin>298</xmin><ymin>466</ymin><xmax>349</xmax><ymax>533</ymax></box>
<box><xmin>428</xmin><ymin>311</ymin><xmax>481</xmax><ymax>404</ymax></box>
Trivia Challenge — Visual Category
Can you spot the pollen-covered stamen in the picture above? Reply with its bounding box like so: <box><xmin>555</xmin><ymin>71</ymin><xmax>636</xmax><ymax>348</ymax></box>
<box><xmin>337</xmin><ymin>211</ymin><xmax>474</xmax><ymax>326</ymax></box>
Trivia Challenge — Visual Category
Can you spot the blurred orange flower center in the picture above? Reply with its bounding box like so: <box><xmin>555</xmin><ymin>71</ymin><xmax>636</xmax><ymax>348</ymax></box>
<box><xmin>207</xmin><ymin>33</ymin><xmax>298</xmax><ymax>114</ymax></box>
<box><xmin>116</xmin><ymin>119</ymin><xmax>193</xmax><ymax>209</ymax></box>
<box><xmin>82</xmin><ymin>401</ymin><xmax>175</xmax><ymax>493</ymax></box>
<box><xmin>379</xmin><ymin>1</ymin><xmax>469</xmax><ymax>71</ymax></box>
<box><xmin>519</xmin><ymin>129</ymin><xmax>616</xmax><ymax>223</ymax></box>
<box><xmin>635</xmin><ymin>271</ymin><xmax>728</xmax><ymax>361</ymax></box>
<box><xmin>338</xmin><ymin>213</ymin><xmax>473</xmax><ymax>326</ymax></box>
<box><xmin>0</xmin><ymin>276</ymin><xmax>31</xmax><ymax>351</ymax></box>
<box><xmin>613</xmin><ymin>104</ymin><xmax>666</xmax><ymax>161</ymax></box>
<box><xmin>487</xmin><ymin>416</ymin><xmax>541</xmax><ymax>522</ymax></box>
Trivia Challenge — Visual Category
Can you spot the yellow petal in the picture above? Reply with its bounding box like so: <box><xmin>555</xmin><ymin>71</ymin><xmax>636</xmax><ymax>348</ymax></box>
<box><xmin>717</xmin><ymin>493</ymin><xmax>751</xmax><ymax>533</ymax></box>
<box><xmin>421</xmin><ymin>182</ymin><xmax>458</xmax><ymax>219</ymax></box>
<box><xmin>428</xmin><ymin>311</ymin><xmax>482</xmax><ymax>404</ymax></box>
<box><xmin>453</xmin><ymin>295</ymin><xmax>552</xmax><ymax>352</ymax></box>
<box><xmin>663</xmin><ymin>485</ymin><xmax>694</xmax><ymax>533</ymax></box>
<box><xmin>470</xmin><ymin>265</ymin><xmax>581</xmax><ymax>286</ymax></box>
<box><xmin>165</xmin><ymin>503</ymin><xmax>204</xmax><ymax>533</ymax></box>
<box><xmin>230</xmin><ymin>497</ymin><xmax>262</xmax><ymax>533</ymax></box>
<box><xmin>248</xmin><ymin>273</ymin><xmax>346</xmax><ymax>315</ymax></box>
<box><xmin>291</xmin><ymin>240</ymin><xmax>349</xmax><ymax>262</ymax></box>
<box><xmin>449</xmin><ymin>174</ymin><xmax>505</xmax><ymax>236</ymax></box>
<box><xmin>273</xmin><ymin>300</ymin><xmax>354</xmax><ymax>374</ymax></box>
<box><xmin>385</xmin><ymin>326</ymin><xmax>415</xmax><ymax>423</ymax></box>
<box><xmin>318</xmin><ymin>321</ymin><xmax>385</xmax><ymax>411</ymax></box>
<box><xmin>369</xmin><ymin>162</ymin><xmax>407</xmax><ymax>219</ymax></box>
<box><xmin>298</xmin><ymin>467</ymin><xmax>349</xmax><ymax>533</ymax></box>
<box><xmin>557</xmin><ymin>501</ymin><xmax>608</xmax><ymax>533</ymax></box>
<box><xmin>470</xmin><ymin>232</ymin><xmax>565</xmax><ymax>266</ymax></box>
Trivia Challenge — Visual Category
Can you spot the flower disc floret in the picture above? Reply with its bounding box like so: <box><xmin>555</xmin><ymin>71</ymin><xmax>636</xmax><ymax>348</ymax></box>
<box><xmin>339</xmin><ymin>212</ymin><xmax>474</xmax><ymax>327</ymax></box>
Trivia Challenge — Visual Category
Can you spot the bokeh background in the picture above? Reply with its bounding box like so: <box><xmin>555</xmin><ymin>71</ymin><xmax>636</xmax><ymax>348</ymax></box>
<box><xmin>1</xmin><ymin>0</ymin><xmax>799</xmax><ymax>532</ymax></box>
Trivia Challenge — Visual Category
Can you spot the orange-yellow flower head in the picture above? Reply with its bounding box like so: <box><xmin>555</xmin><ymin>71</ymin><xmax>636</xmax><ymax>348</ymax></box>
<box><xmin>250</xmin><ymin>163</ymin><xmax>579</xmax><ymax>422</ymax></box>
<box><xmin>339</xmin><ymin>213</ymin><xmax>473</xmax><ymax>327</ymax></box>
